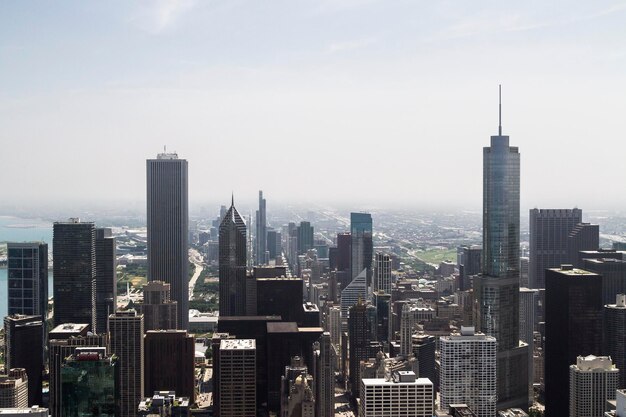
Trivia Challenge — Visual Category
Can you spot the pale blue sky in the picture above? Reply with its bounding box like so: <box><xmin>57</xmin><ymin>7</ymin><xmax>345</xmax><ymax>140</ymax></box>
<box><xmin>1</xmin><ymin>1</ymin><xmax>625</xmax><ymax>210</ymax></box>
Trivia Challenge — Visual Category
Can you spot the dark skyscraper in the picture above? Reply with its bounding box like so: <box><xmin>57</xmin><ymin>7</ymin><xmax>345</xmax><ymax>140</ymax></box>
<box><xmin>95</xmin><ymin>228</ymin><xmax>116</xmax><ymax>334</ymax></box>
<box><xmin>474</xmin><ymin>87</ymin><xmax>528</xmax><ymax>411</ymax></box>
<box><xmin>297</xmin><ymin>221</ymin><xmax>314</xmax><ymax>255</ymax></box>
<box><xmin>7</xmin><ymin>242</ymin><xmax>48</xmax><ymax>320</ymax></box>
<box><xmin>583</xmin><ymin>258</ymin><xmax>626</xmax><ymax>305</ymax></box>
<box><xmin>544</xmin><ymin>266</ymin><xmax>603</xmax><ymax>417</ymax></box>
<box><xmin>529</xmin><ymin>208</ymin><xmax>582</xmax><ymax>289</ymax></box>
<box><xmin>53</xmin><ymin>219</ymin><xmax>96</xmax><ymax>329</ymax></box>
<box><xmin>219</xmin><ymin>198</ymin><xmax>248</xmax><ymax>317</ymax></box>
<box><xmin>4</xmin><ymin>315</ymin><xmax>43</xmax><ymax>406</ymax></box>
<box><xmin>147</xmin><ymin>152</ymin><xmax>189</xmax><ymax>330</ymax></box>
<box><xmin>604</xmin><ymin>294</ymin><xmax>626</xmax><ymax>388</ymax></box>
<box><xmin>457</xmin><ymin>245</ymin><xmax>481</xmax><ymax>291</ymax></box>
<box><xmin>567</xmin><ymin>223</ymin><xmax>600</xmax><ymax>268</ymax></box>
<box><xmin>255</xmin><ymin>190</ymin><xmax>267</xmax><ymax>265</ymax></box>
<box><xmin>348</xmin><ymin>300</ymin><xmax>371</xmax><ymax>398</ymax></box>
<box><xmin>350</xmin><ymin>213</ymin><xmax>373</xmax><ymax>282</ymax></box>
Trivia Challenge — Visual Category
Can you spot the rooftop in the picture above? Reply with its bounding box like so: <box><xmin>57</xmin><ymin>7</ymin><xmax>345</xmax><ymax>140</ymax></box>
<box><xmin>548</xmin><ymin>265</ymin><xmax>599</xmax><ymax>276</ymax></box>
<box><xmin>362</xmin><ymin>376</ymin><xmax>433</xmax><ymax>387</ymax></box>
<box><xmin>220</xmin><ymin>339</ymin><xmax>255</xmax><ymax>350</ymax></box>
<box><xmin>50</xmin><ymin>323</ymin><xmax>89</xmax><ymax>333</ymax></box>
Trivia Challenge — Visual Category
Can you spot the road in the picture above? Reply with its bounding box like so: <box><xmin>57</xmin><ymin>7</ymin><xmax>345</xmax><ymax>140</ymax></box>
<box><xmin>189</xmin><ymin>248</ymin><xmax>204</xmax><ymax>300</ymax></box>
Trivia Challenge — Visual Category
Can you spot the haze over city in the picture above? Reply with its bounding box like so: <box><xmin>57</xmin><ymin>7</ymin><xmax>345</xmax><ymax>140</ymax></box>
<box><xmin>2</xmin><ymin>1</ymin><xmax>626</xmax><ymax>210</ymax></box>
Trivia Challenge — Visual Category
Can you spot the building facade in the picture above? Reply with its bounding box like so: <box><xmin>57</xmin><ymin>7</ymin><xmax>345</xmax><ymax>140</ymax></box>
<box><xmin>360</xmin><ymin>372</ymin><xmax>433</xmax><ymax>417</ymax></box>
<box><xmin>218</xmin><ymin>339</ymin><xmax>256</xmax><ymax>417</ymax></box>
<box><xmin>218</xmin><ymin>199</ymin><xmax>247</xmax><ymax>317</ymax></box>
<box><xmin>7</xmin><ymin>243</ymin><xmax>48</xmax><ymax>319</ymax></box>
<box><xmin>4</xmin><ymin>315</ymin><xmax>43</xmax><ymax>406</ymax></box>
<box><xmin>95</xmin><ymin>228</ymin><xmax>116</xmax><ymax>334</ymax></box>
<box><xmin>569</xmin><ymin>355</ymin><xmax>618</xmax><ymax>417</ymax></box>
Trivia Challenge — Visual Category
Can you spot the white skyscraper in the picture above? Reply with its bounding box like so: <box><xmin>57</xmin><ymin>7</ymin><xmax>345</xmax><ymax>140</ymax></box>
<box><xmin>327</xmin><ymin>306</ymin><xmax>342</xmax><ymax>348</ymax></box>
<box><xmin>374</xmin><ymin>252</ymin><xmax>392</xmax><ymax>294</ymax></box>
<box><xmin>340</xmin><ymin>268</ymin><xmax>367</xmax><ymax>320</ymax></box>
<box><xmin>360</xmin><ymin>371</ymin><xmax>433</xmax><ymax>417</ymax></box>
<box><xmin>440</xmin><ymin>327</ymin><xmax>497</xmax><ymax>417</ymax></box>
<box><xmin>400</xmin><ymin>303</ymin><xmax>414</xmax><ymax>357</ymax></box>
<box><xmin>569</xmin><ymin>355</ymin><xmax>618</xmax><ymax>417</ymax></box>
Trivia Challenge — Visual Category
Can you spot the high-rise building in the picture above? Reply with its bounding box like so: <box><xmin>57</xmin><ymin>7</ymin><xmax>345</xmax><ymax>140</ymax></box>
<box><xmin>312</xmin><ymin>333</ymin><xmax>334</xmax><ymax>417</ymax></box>
<box><xmin>255</xmin><ymin>190</ymin><xmax>267</xmax><ymax>265</ymax></box>
<box><xmin>297</xmin><ymin>222</ymin><xmax>314</xmax><ymax>255</ymax></box>
<box><xmin>327</xmin><ymin>305</ymin><xmax>342</xmax><ymax>348</ymax></box>
<box><xmin>147</xmin><ymin>152</ymin><xmax>189</xmax><ymax>330</ymax></box>
<box><xmin>144</xmin><ymin>330</ymin><xmax>195</xmax><ymax>400</ymax></box>
<box><xmin>569</xmin><ymin>355</ymin><xmax>618</xmax><ymax>417</ymax></box>
<box><xmin>348</xmin><ymin>300</ymin><xmax>371</xmax><ymax>397</ymax></box>
<box><xmin>457</xmin><ymin>245</ymin><xmax>481</xmax><ymax>291</ymax></box>
<box><xmin>400</xmin><ymin>303</ymin><xmax>414</xmax><ymax>357</ymax></box>
<box><xmin>373</xmin><ymin>291</ymin><xmax>391</xmax><ymax>343</ymax></box>
<box><xmin>135</xmin><ymin>281</ymin><xmax>178</xmax><ymax>331</ymax></box>
<box><xmin>567</xmin><ymin>223</ymin><xmax>600</xmax><ymax>268</ymax></box>
<box><xmin>4</xmin><ymin>315</ymin><xmax>43</xmax><ymax>406</ymax></box>
<box><xmin>267</xmin><ymin>229</ymin><xmax>280</xmax><ymax>260</ymax></box>
<box><xmin>439</xmin><ymin>327</ymin><xmax>497</xmax><ymax>417</ymax></box>
<box><xmin>95</xmin><ymin>228</ymin><xmax>116</xmax><ymax>334</ymax></box>
<box><xmin>336</xmin><ymin>233</ymin><xmax>352</xmax><ymax>276</ymax></box>
<box><xmin>218</xmin><ymin>339</ymin><xmax>256</xmax><ymax>417</ymax></box>
<box><xmin>0</xmin><ymin>369</ymin><xmax>29</xmax><ymax>408</ymax></box>
<box><xmin>412</xmin><ymin>334</ymin><xmax>437</xmax><ymax>392</ymax></box>
<box><xmin>519</xmin><ymin>287</ymin><xmax>537</xmax><ymax>404</ymax></box>
<box><xmin>473</xmin><ymin>88</ymin><xmax>528</xmax><ymax>410</ymax></box>
<box><xmin>279</xmin><ymin>357</ymin><xmax>315</xmax><ymax>417</ymax></box>
<box><xmin>219</xmin><ymin>198</ymin><xmax>247</xmax><ymax>317</ymax></box>
<box><xmin>529</xmin><ymin>208</ymin><xmax>583</xmax><ymax>289</ymax></box>
<box><xmin>374</xmin><ymin>252</ymin><xmax>392</xmax><ymax>294</ymax></box>
<box><xmin>583</xmin><ymin>258</ymin><xmax>626</xmax><ymax>305</ymax></box>
<box><xmin>520</xmin><ymin>256</ymin><xmax>529</xmax><ymax>288</ymax></box>
<box><xmin>7</xmin><ymin>243</ymin><xmax>48</xmax><ymax>320</ymax></box>
<box><xmin>109</xmin><ymin>310</ymin><xmax>144</xmax><ymax>417</ymax></box>
<box><xmin>61</xmin><ymin>347</ymin><xmax>119</xmax><ymax>416</ymax></box>
<box><xmin>604</xmin><ymin>294</ymin><xmax>626</xmax><ymax>388</ymax></box>
<box><xmin>340</xmin><ymin>269</ymin><xmax>367</xmax><ymax>321</ymax></box>
<box><xmin>360</xmin><ymin>371</ymin><xmax>433</xmax><ymax>417</ymax></box>
<box><xmin>544</xmin><ymin>266</ymin><xmax>603</xmax><ymax>417</ymax></box>
<box><xmin>53</xmin><ymin>219</ymin><xmax>96</xmax><ymax>329</ymax></box>
<box><xmin>48</xmin><ymin>324</ymin><xmax>108</xmax><ymax>417</ymax></box>
<box><xmin>350</xmin><ymin>213</ymin><xmax>373</xmax><ymax>282</ymax></box>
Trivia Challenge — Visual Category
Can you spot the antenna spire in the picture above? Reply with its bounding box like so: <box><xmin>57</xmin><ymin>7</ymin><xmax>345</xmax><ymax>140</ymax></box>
<box><xmin>498</xmin><ymin>84</ymin><xmax>502</xmax><ymax>136</ymax></box>
<box><xmin>231</xmin><ymin>192</ymin><xmax>234</xmax><ymax>207</ymax></box>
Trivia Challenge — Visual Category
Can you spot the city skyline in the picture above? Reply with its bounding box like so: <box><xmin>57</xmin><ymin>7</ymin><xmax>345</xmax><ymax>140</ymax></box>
<box><xmin>2</xmin><ymin>2</ymin><xmax>626</xmax><ymax>209</ymax></box>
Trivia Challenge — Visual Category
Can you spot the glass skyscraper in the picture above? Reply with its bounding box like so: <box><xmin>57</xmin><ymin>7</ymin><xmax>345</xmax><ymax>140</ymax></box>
<box><xmin>350</xmin><ymin>213</ymin><xmax>373</xmax><ymax>282</ymax></box>
<box><xmin>218</xmin><ymin>198</ymin><xmax>248</xmax><ymax>317</ymax></box>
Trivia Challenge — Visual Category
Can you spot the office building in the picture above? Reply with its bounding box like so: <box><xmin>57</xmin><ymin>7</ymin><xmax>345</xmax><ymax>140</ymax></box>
<box><xmin>340</xmin><ymin>268</ymin><xmax>367</xmax><ymax>320</ymax></box>
<box><xmin>297</xmin><ymin>222</ymin><xmax>314</xmax><ymax>255</ymax></box>
<box><xmin>109</xmin><ymin>310</ymin><xmax>144</xmax><ymax>417</ymax></box>
<box><xmin>545</xmin><ymin>266</ymin><xmax>603</xmax><ymax>417</ymax></box>
<box><xmin>327</xmin><ymin>305</ymin><xmax>342</xmax><ymax>348</ymax></box>
<box><xmin>519</xmin><ymin>287</ymin><xmax>537</xmax><ymax>404</ymax></box>
<box><xmin>219</xmin><ymin>198</ymin><xmax>247</xmax><ymax>317</ymax></box>
<box><xmin>400</xmin><ymin>303</ymin><xmax>414</xmax><ymax>357</ymax></box>
<box><xmin>360</xmin><ymin>371</ymin><xmax>433</xmax><ymax>417</ymax></box>
<box><xmin>219</xmin><ymin>339</ymin><xmax>256</xmax><ymax>417</ymax></box>
<box><xmin>529</xmin><ymin>208</ymin><xmax>582</xmax><ymax>289</ymax></box>
<box><xmin>61</xmin><ymin>347</ymin><xmax>119</xmax><ymax>416</ymax></box>
<box><xmin>351</xmin><ymin>213</ymin><xmax>373</xmax><ymax>282</ymax></box>
<box><xmin>95</xmin><ymin>228</ymin><xmax>116</xmax><ymax>334</ymax></box>
<box><xmin>374</xmin><ymin>252</ymin><xmax>392</xmax><ymax>294</ymax></box>
<box><xmin>473</xmin><ymin>89</ymin><xmax>529</xmax><ymax>410</ymax></box>
<box><xmin>604</xmin><ymin>294</ymin><xmax>626</xmax><ymax>387</ymax></box>
<box><xmin>267</xmin><ymin>229</ymin><xmax>280</xmax><ymax>260</ymax></box>
<box><xmin>569</xmin><ymin>355</ymin><xmax>618</xmax><ymax>417</ymax></box>
<box><xmin>412</xmin><ymin>334</ymin><xmax>437</xmax><ymax>392</ymax></box>
<box><xmin>583</xmin><ymin>258</ymin><xmax>626</xmax><ymax>305</ymax></box>
<box><xmin>520</xmin><ymin>257</ymin><xmax>529</xmax><ymax>288</ymax></box>
<box><xmin>255</xmin><ymin>277</ymin><xmax>304</xmax><ymax>324</ymax></box>
<box><xmin>6</xmin><ymin>243</ymin><xmax>48</xmax><ymax>320</ymax></box>
<box><xmin>373</xmin><ymin>291</ymin><xmax>391</xmax><ymax>343</ymax></box>
<box><xmin>0</xmin><ymin>408</ymin><xmax>48</xmax><ymax>417</ymax></box>
<box><xmin>568</xmin><ymin>223</ymin><xmax>600</xmax><ymax>268</ymax></box>
<box><xmin>137</xmin><ymin>391</ymin><xmax>190</xmax><ymax>417</ymax></box>
<box><xmin>255</xmin><ymin>190</ymin><xmax>267</xmax><ymax>265</ymax></box>
<box><xmin>336</xmin><ymin>232</ymin><xmax>351</xmax><ymax>277</ymax></box>
<box><xmin>4</xmin><ymin>315</ymin><xmax>43</xmax><ymax>406</ymax></box>
<box><xmin>279</xmin><ymin>357</ymin><xmax>314</xmax><ymax>417</ymax></box>
<box><xmin>48</xmin><ymin>324</ymin><xmax>108</xmax><ymax>417</ymax></box>
<box><xmin>53</xmin><ymin>219</ymin><xmax>96</xmax><ymax>329</ymax></box>
<box><xmin>312</xmin><ymin>333</ymin><xmax>334</xmax><ymax>417</ymax></box>
<box><xmin>348</xmin><ymin>300</ymin><xmax>371</xmax><ymax>397</ymax></box>
<box><xmin>136</xmin><ymin>280</ymin><xmax>178</xmax><ymax>331</ymax></box>
<box><xmin>458</xmin><ymin>245</ymin><xmax>481</xmax><ymax>291</ymax></box>
<box><xmin>440</xmin><ymin>327</ymin><xmax>497</xmax><ymax>417</ymax></box>
<box><xmin>147</xmin><ymin>152</ymin><xmax>189</xmax><ymax>330</ymax></box>
<box><xmin>0</xmin><ymin>369</ymin><xmax>28</xmax><ymax>408</ymax></box>
<box><xmin>144</xmin><ymin>330</ymin><xmax>195</xmax><ymax>400</ymax></box>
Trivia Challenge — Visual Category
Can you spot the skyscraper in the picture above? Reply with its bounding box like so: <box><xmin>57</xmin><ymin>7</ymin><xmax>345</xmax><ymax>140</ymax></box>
<box><xmin>457</xmin><ymin>245</ymin><xmax>481</xmax><ymax>291</ymax></box>
<box><xmin>313</xmin><ymin>333</ymin><xmax>334</xmax><ymax>417</ymax></box>
<box><xmin>7</xmin><ymin>243</ymin><xmax>48</xmax><ymax>319</ymax></box>
<box><xmin>340</xmin><ymin>269</ymin><xmax>367</xmax><ymax>321</ymax></box>
<box><xmin>519</xmin><ymin>287</ymin><xmax>537</xmax><ymax>404</ymax></box>
<box><xmin>109</xmin><ymin>310</ymin><xmax>144</xmax><ymax>417</ymax></box>
<box><xmin>544</xmin><ymin>266</ymin><xmax>603</xmax><ymax>417</ymax></box>
<box><xmin>218</xmin><ymin>339</ymin><xmax>256</xmax><ymax>417</ymax></box>
<box><xmin>95</xmin><ymin>228</ymin><xmax>116</xmax><ymax>334</ymax></box>
<box><xmin>297</xmin><ymin>222</ymin><xmax>314</xmax><ymax>255</ymax></box>
<box><xmin>147</xmin><ymin>152</ymin><xmax>189</xmax><ymax>330</ymax></box>
<box><xmin>135</xmin><ymin>281</ymin><xmax>178</xmax><ymax>331</ymax></box>
<box><xmin>255</xmin><ymin>190</ymin><xmax>267</xmax><ymax>265</ymax></box>
<box><xmin>218</xmin><ymin>198</ymin><xmax>247</xmax><ymax>317</ymax></box>
<box><xmin>439</xmin><ymin>327</ymin><xmax>497</xmax><ymax>417</ymax></box>
<box><xmin>348</xmin><ymin>300</ymin><xmax>371</xmax><ymax>397</ymax></box>
<box><xmin>374</xmin><ymin>252</ymin><xmax>392</xmax><ymax>294</ymax></box>
<box><xmin>567</xmin><ymin>223</ymin><xmax>600</xmax><ymax>268</ymax></box>
<box><xmin>4</xmin><ymin>315</ymin><xmax>43</xmax><ymax>406</ymax></box>
<box><xmin>473</xmin><ymin>87</ymin><xmax>529</xmax><ymax>410</ymax></box>
<box><xmin>360</xmin><ymin>371</ymin><xmax>433</xmax><ymax>417</ymax></box>
<box><xmin>569</xmin><ymin>355</ymin><xmax>618</xmax><ymax>417</ymax></box>
<box><xmin>0</xmin><ymin>369</ymin><xmax>29</xmax><ymax>408</ymax></box>
<box><xmin>583</xmin><ymin>258</ymin><xmax>626</xmax><ymax>305</ymax></box>
<box><xmin>529</xmin><ymin>208</ymin><xmax>582</xmax><ymax>289</ymax></box>
<box><xmin>604</xmin><ymin>294</ymin><xmax>626</xmax><ymax>388</ymax></box>
<box><xmin>53</xmin><ymin>219</ymin><xmax>96</xmax><ymax>329</ymax></box>
<box><xmin>350</xmin><ymin>213</ymin><xmax>373</xmax><ymax>282</ymax></box>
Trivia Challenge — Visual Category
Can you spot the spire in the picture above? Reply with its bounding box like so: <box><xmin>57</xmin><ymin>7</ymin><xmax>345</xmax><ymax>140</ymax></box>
<box><xmin>231</xmin><ymin>192</ymin><xmax>234</xmax><ymax>207</ymax></box>
<box><xmin>498</xmin><ymin>84</ymin><xmax>502</xmax><ymax>136</ymax></box>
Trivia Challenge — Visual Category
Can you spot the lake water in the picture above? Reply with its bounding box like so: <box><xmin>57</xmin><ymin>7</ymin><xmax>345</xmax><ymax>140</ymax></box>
<box><xmin>0</xmin><ymin>215</ymin><xmax>54</xmax><ymax>317</ymax></box>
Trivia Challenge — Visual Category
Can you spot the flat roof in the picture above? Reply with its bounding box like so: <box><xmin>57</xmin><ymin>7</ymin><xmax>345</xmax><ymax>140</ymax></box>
<box><xmin>220</xmin><ymin>339</ymin><xmax>255</xmax><ymax>350</ymax></box>
<box><xmin>547</xmin><ymin>267</ymin><xmax>599</xmax><ymax>276</ymax></box>
<box><xmin>362</xmin><ymin>377</ymin><xmax>433</xmax><ymax>386</ymax></box>
<box><xmin>50</xmin><ymin>323</ymin><xmax>89</xmax><ymax>333</ymax></box>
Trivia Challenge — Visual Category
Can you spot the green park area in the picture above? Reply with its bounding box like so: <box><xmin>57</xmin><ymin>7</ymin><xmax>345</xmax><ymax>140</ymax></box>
<box><xmin>414</xmin><ymin>248</ymin><xmax>457</xmax><ymax>265</ymax></box>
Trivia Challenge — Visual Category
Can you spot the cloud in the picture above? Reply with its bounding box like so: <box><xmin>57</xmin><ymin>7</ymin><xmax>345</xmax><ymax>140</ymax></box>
<box><xmin>328</xmin><ymin>37</ymin><xmax>376</xmax><ymax>53</ymax></box>
<box><xmin>130</xmin><ymin>0</ymin><xmax>198</xmax><ymax>34</ymax></box>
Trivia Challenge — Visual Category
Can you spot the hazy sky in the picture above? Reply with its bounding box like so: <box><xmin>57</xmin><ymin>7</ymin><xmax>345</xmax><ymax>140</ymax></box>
<box><xmin>1</xmin><ymin>1</ymin><xmax>625</xmax><ymax>211</ymax></box>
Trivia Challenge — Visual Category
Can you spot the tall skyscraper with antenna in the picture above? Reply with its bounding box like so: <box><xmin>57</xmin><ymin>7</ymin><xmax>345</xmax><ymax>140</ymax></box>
<box><xmin>147</xmin><ymin>151</ymin><xmax>189</xmax><ymax>330</ymax></box>
<box><xmin>474</xmin><ymin>86</ymin><xmax>529</xmax><ymax>410</ymax></box>
<box><xmin>219</xmin><ymin>196</ymin><xmax>248</xmax><ymax>317</ymax></box>
<box><xmin>255</xmin><ymin>190</ymin><xmax>267</xmax><ymax>265</ymax></box>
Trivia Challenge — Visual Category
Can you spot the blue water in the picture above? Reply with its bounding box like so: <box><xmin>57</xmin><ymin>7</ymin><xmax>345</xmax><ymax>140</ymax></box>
<box><xmin>0</xmin><ymin>215</ymin><xmax>54</xmax><ymax>318</ymax></box>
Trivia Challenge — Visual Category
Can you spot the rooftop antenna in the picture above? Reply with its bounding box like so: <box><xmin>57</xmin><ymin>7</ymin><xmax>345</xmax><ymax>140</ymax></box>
<box><xmin>164</xmin><ymin>145</ymin><xmax>167</xmax><ymax>153</ymax></box>
<box><xmin>498</xmin><ymin>84</ymin><xmax>502</xmax><ymax>136</ymax></box>
<box><xmin>231</xmin><ymin>192</ymin><xmax>234</xmax><ymax>207</ymax></box>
